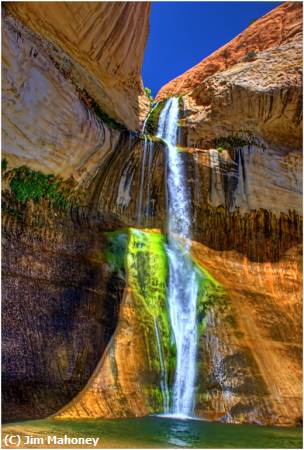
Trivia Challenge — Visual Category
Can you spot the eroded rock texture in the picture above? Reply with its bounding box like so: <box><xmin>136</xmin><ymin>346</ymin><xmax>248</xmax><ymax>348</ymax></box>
<box><xmin>1</xmin><ymin>1</ymin><xmax>149</xmax><ymax>422</ymax></box>
<box><xmin>6</xmin><ymin>1</ymin><xmax>150</xmax><ymax>129</ymax></box>
<box><xmin>152</xmin><ymin>1</ymin><xmax>302</xmax><ymax>427</ymax></box>
<box><xmin>2</xmin><ymin>208</ymin><xmax>124</xmax><ymax>421</ymax></box>
<box><xmin>192</xmin><ymin>242</ymin><xmax>302</xmax><ymax>426</ymax></box>
<box><xmin>2</xmin><ymin>0</ymin><xmax>302</xmax><ymax>428</ymax></box>
<box><xmin>55</xmin><ymin>288</ymin><xmax>160</xmax><ymax>419</ymax></box>
<box><xmin>2</xmin><ymin>2</ymin><xmax>151</xmax><ymax>183</ymax></box>
<box><xmin>157</xmin><ymin>2</ymin><xmax>302</xmax><ymax>101</ymax></box>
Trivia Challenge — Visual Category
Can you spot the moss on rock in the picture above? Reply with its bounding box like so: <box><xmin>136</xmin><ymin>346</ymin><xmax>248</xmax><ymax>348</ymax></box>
<box><xmin>105</xmin><ymin>228</ymin><xmax>227</xmax><ymax>413</ymax></box>
<box><xmin>106</xmin><ymin>228</ymin><xmax>173</xmax><ymax>412</ymax></box>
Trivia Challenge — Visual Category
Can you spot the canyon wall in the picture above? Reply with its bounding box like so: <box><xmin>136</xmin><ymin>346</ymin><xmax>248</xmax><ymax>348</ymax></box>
<box><xmin>2</xmin><ymin>2</ymin><xmax>149</xmax><ymax>179</ymax></box>
<box><xmin>2</xmin><ymin>1</ymin><xmax>302</xmax><ymax>428</ymax></box>
<box><xmin>157</xmin><ymin>2</ymin><xmax>302</xmax><ymax>101</ymax></box>
<box><xmin>71</xmin><ymin>1</ymin><xmax>301</xmax><ymax>426</ymax></box>
<box><xmin>1</xmin><ymin>2</ymin><xmax>150</xmax><ymax>422</ymax></box>
<box><xmin>6</xmin><ymin>1</ymin><xmax>150</xmax><ymax>130</ymax></box>
<box><xmin>2</xmin><ymin>207</ymin><xmax>124</xmax><ymax>421</ymax></box>
<box><xmin>155</xmin><ymin>1</ymin><xmax>302</xmax><ymax>426</ymax></box>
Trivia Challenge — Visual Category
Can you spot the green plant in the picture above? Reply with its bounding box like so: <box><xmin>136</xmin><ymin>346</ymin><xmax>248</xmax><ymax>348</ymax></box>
<box><xmin>243</xmin><ymin>50</ymin><xmax>257</xmax><ymax>62</ymax></box>
<box><xmin>144</xmin><ymin>101</ymin><xmax>166</xmax><ymax>135</ymax></box>
<box><xmin>3</xmin><ymin>165</ymin><xmax>79</xmax><ymax>210</ymax></box>
<box><xmin>212</xmin><ymin>135</ymin><xmax>253</xmax><ymax>151</ymax></box>
<box><xmin>2</xmin><ymin>158</ymin><xmax>8</xmax><ymax>173</ymax></box>
<box><xmin>144</xmin><ymin>87</ymin><xmax>154</xmax><ymax>105</ymax></box>
<box><xmin>76</xmin><ymin>87</ymin><xmax>125</xmax><ymax>130</ymax></box>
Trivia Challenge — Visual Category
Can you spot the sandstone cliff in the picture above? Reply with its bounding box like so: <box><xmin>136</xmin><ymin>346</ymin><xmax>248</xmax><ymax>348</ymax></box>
<box><xmin>2</xmin><ymin>206</ymin><xmax>125</xmax><ymax>421</ymax></box>
<box><xmin>2</xmin><ymin>1</ymin><xmax>150</xmax><ymax>422</ymax></box>
<box><xmin>2</xmin><ymin>0</ymin><xmax>302</xmax><ymax>429</ymax></box>
<box><xmin>157</xmin><ymin>2</ymin><xmax>302</xmax><ymax>100</ymax></box>
<box><xmin>150</xmin><ymin>1</ymin><xmax>302</xmax><ymax>426</ymax></box>
<box><xmin>59</xmin><ymin>2</ymin><xmax>302</xmax><ymax>426</ymax></box>
<box><xmin>6</xmin><ymin>1</ymin><xmax>150</xmax><ymax>129</ymax></box>
<box><xmin>2</xmin><ymin>2</ymin><xmax>149</xmax><ymax>181</ymax></box>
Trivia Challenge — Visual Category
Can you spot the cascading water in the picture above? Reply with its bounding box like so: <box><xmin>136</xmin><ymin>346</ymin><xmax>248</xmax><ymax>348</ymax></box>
<box><xmin>137</xmin><ymin>137</ymin><xmax>148</xmax><ymax>225</ymax></box>
<box><xmin>137</xmin><ymin>138</ymin><xmax>154</xmax><ymax>226</ymax></box>
<box><xmin>156</xmin><ymin>97</ymin><xmax>199</xmax><ymax>418</ymax></box>
<box><xmin>154</xmin><ymin>318</ymin><xmax>170</xmax><ymax>413</ymax></box>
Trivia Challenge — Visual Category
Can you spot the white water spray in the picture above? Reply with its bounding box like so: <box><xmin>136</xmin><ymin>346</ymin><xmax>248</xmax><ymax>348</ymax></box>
<box><xmin>157</xmin><ymin>97</ymin><xmax>199</xmax><ymax>417</ymax></box>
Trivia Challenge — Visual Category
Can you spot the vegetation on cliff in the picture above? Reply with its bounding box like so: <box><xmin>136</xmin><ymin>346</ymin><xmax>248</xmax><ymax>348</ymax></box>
<box><xmin>211</xmin><ymin>134</ymin><xmax>259</xmax><ymax>153</ymax></box>
<box><xmin>144</xmin><ymin>87</ymin><xmax>154</xmax><ymax>106</ymax></box>
<box><xmin>106</xmin><ymin>228</ymin><xmax>171</xmax><ymax>411</ymax></box>
<box><xmin>144</xmin><ymin>96</ymin><xmax>183</xmax><ymax>136</ymax></box>
<box><xmin>106</xmin><ymin>228</ymin><xmax>227</xmax><ymax>411</ymax></box>
<box><xmin>2</xmin><ymin>162</ymin><xmax>82</xmax><ymax>220</ymax></box>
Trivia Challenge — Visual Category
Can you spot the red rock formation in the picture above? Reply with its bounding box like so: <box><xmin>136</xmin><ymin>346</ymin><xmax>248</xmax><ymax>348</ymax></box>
<box><xmin>192</xmin><ymin>241</ymin><xmax>302</xmax><ymax>426</ymax></box>
<box><xmin>157</xmin><ymin>2</ymin><xmax>302</xmax><ymax>100</ymax></box>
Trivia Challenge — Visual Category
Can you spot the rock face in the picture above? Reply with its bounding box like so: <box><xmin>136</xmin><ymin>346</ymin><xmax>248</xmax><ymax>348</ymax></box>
<box><xmin>6</xmin><ymin>1</ymin><xmax>150</xmax><ymax>129</ymax></box>
<box><xmin>2</xmin><ymin>0</ymin><xmax>302</xmax><ymax>429</ymax></box>
<box><xmin>2</xmin><ymin>3</ymin><xmax>149</xmax><ymax>180</ymax></box>
<box><xmin>2</xmin><ymin>207</ymin><xmax>124</xmax><ymax>421</ymax></box>
<box><xmin>1</xmin><ymin>1</ymin><xmax>149</xmax><ymax>422</ymax></box>
<box><xmin>181</xmin><ymin>38</ymin><xmax>302</xmax><ymax>151</ymax></box>
<box><xmin>157</xmin><ymin>2</ymin><xmax>302</xmax><ymax>100</ymax></box>
<box><xmin>55</xmin><ymin>229</ymin><xmax>171</xmax><ymax>419</ymax></box>
<box><xmin>192</xmin><ymin>242</ymin><xmax>302</xmax><ymax>426</ymax></box>
<box><xmin>150</xmin><ymin>1</ymin><xmax>302</xmax><ymax>427</ymax></box>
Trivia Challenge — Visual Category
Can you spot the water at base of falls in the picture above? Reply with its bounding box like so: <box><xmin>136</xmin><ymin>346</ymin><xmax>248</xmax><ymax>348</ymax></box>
<box><xmin>156</xmin><ymin>97</ymin><xmax>199</xmax><ymax>418</ymax></box>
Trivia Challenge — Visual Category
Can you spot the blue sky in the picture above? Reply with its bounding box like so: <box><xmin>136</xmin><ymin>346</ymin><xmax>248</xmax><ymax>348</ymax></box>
<box><xmin>142</xmin><ymin>1</ymin><xmax>282</xmax><ymax>96</ymax></box>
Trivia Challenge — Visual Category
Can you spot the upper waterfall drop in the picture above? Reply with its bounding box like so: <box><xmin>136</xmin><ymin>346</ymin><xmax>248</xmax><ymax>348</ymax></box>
<box><xmin>156</xmin><ymin>98</ymin><xmax>191</xmax><ymax>241</ymax></box>
<box><xmin>156</xmin><ymin>97</ymin><xmax>199</xmax><ymax>418</ymax></box>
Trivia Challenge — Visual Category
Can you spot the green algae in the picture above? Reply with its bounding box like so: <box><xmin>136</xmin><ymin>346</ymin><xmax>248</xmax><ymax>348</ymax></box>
<box><xmin>105</xmin><ymin>228</ymin><xmax>227</xmax><ymax>413</ymax></box>
<box><xmin>106</xmin><ymin>228</ymin><xmax>173</xmax><ymax>412</ymax></box>
<box><xmin>127</xmin><ymin>229</ymin><xmax>168</xmax><ymax>317</ymax></box>
<box><xmin>127</xmin><ymin>229</ymin><xmax>174</xmax><ymax>412</ymax></box>
<box><xmin>144</xmin><ymin>101</ymin><xmax>166</xmax><ymax>135</ymax></box>
<box><xmin>2</xmin><ymin>164</ymin><xmax>82</xmax><ymax>221</ymax></box>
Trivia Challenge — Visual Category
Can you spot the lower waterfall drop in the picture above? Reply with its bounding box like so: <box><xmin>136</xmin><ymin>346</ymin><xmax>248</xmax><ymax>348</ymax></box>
<box><xmin>157</xmin><ymin>97</ymin><xmax>199</xmax><ymax>418</ymax></box>
<box><xmin>154</xmin><ymin>318</ymin><xmax>170</xmax><ymax>413</ymax></box>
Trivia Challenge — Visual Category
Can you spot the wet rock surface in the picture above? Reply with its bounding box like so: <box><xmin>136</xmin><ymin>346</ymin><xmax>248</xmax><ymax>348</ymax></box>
<box><xmin>1</xmin><ymin>0</ymin><xmax>302</xmax><ymax>428</ymax></box>
<box><xmin>2</xmin><ymin>208</ymin><xmax>124</xmax><ymax>421</ymax></box>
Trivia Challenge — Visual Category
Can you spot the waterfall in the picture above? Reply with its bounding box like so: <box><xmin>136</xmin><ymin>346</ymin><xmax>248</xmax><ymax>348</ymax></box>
<box><xmin>154</xmin><ymin>318</ymin><xmax>170</xmax><ymax>413</ymax></box>
<box><xmin>137</xmin><ymin>138</ymin><xmax>154</xmax><ymax>226</ymax></box>
<box><xmin>137</xmin><ymin>137</ymin><xmax>148</xmax><ymax>225</ymax></box>
<box><xmin>157</xmin><ymin>97</ymin><xmax>199</xmax><ymax>418</ymax></box>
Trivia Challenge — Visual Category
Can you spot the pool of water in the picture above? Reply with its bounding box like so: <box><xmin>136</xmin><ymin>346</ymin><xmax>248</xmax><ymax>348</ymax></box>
<box><xmin>2</xmin><ymin>416</ymin><xmax>302</xmax><ymax>448</ymax></box>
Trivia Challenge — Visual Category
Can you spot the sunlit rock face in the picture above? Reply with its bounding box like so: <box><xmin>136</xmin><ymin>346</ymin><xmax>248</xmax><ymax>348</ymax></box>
<box><xmin>157</xmin><ymin>2</ymin><xmax>302</xmax><ymax>101</ymax></box>
<box><xmin>2</xmin><ymin>0</ymin><xmax>302</xmax><ymax>428</ymax></box>
<box><xmin>2</xmin><ymin>3</ymin><xmax>150</xmax><ymax>180</ymax></box>
<box><xmin>181</xmin><ymin>38</ymin><xmax>302</xmax><ymax>151</ymax></box>
<box><xmin>55</xmin><ymin>229</ymin><xmax>171</xmax><ymax>419</ymax></box>
<box><xmin>1</xmin><ymin>1</ymin><xmax>150</xmax><ymax>422</ymax></box>
<box><xmin>192</xmin><ymin>242</ymin><xmax>302</xmax><ymax>427</ymax></box>
<box><xmin>5</xmin><ymin>1</ymin><xmax>150</xmax><ymax>129</ymax></box>
<box><xmin>147</xmin><ymin>1</ymin><xmax>302</xmax><ymax>427</ymax></box>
